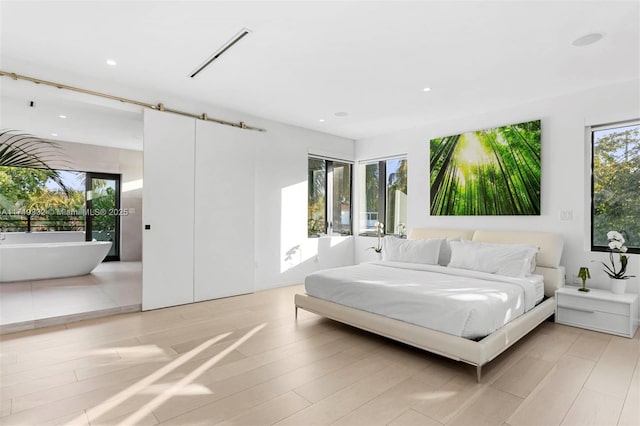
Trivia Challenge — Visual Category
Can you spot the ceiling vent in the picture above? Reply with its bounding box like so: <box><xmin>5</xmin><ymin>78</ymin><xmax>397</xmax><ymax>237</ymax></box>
<box><xmin>189</xmin><ymin>28</ymin><xmax>252</xmax><ymax>78</ymax></box>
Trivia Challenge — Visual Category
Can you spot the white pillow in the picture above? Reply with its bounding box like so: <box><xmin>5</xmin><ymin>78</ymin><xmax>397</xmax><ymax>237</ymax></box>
<box><xmin>448</xmin><ymin>240</ymin><xmax>538</xmax><ymax>277</ymax></box>
<box><xmin>382</xmin><ymin>237</ymin><xmax>443</xmax><ymax>265</ymax></box>
<box><xmin>438</xmin><ymin>238</ymin><xmax>463</xmax><ymax>266</ymax></box>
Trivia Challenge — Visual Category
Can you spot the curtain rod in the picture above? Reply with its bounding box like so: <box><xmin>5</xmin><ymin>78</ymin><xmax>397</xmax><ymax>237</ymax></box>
<box><xmin>0</xmin><ymin>70</ymin><xmax>266</xmax><ymax>132</ymax></box>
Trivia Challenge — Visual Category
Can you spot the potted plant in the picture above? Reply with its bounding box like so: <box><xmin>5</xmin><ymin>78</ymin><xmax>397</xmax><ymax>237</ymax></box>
<box><xmin>0</xmin><ymin>129</ymin><xmax>67</xmax><ymax>191</ymax></box>
<box><xmin>602</xmin><ymin>231</ymin><xmax>635</xmax><ymax>294</ymax></box>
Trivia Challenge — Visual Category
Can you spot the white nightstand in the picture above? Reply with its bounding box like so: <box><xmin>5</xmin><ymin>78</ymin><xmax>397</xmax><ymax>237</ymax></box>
<box><xmin>555</xmin><ymin>286</ymin><xmax>638</xmax><ymax>338</ymax></box>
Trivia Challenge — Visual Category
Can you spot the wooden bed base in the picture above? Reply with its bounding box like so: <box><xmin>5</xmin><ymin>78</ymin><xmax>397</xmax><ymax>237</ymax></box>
<box><xmin>295</xmin><ymin>293</ymin><xmax>555</xmax><ymax>382</ymax></box>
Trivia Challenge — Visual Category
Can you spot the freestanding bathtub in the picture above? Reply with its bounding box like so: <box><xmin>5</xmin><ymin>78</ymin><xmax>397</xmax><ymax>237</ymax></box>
<box><xmin>0</xmin><ymin>241</ymin><xmax>112</xmax><ymax>282</ymax></box>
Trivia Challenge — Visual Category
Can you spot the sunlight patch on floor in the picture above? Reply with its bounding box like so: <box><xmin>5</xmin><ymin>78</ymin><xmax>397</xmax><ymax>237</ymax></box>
<box><xmin>88</xmin><ymin>344</ymin><xmax>170</xmax><ymax>360</ymax></box>
<box><xmin>139</xmin><ymin>383</ymin><xmax>213</xmax><ymax>396</ymax></box>
<box><xmin>409</xmin><ymin>390</ymin><xmax>458</xmax><ymax>401</ymax></box>
<box><xmin>63</xmin><ymin>323</ymin><xmax>268</xmax><ymax>426</ymax></box>
<box><xmin>117</xmin><ymin>323</ymin><xmax>267</xmax><ymax>425</ymax></box>
<box><xmin>63</xmin><ymin>330</ymin><xmax>233</xmax><ymax>425</ymax></box>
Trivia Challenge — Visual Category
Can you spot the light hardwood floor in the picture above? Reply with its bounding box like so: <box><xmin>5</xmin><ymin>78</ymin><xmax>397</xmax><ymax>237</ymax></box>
<box><xmin>0</xmin><ymin>284</ymin><xmax>638</xmax><ymax>426</ymax></box>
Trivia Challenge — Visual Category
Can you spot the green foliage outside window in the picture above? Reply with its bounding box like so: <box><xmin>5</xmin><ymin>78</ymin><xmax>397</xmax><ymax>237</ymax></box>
<box><xmin>386</xmin><ymin>159</ymin><xmax>407</xmax><ymax>235</ymax></box>
<box><xmin>91</xmin><ymin>185</ymin><xmax>116</xmax><ymax>233</ymax></box>
<box><xmin>592</xmin><ymin>123</ymin><xmax>640</xmax><ymax>252</ymax></box>
<box><xmin>359</xmin><ymin>158</ymin><xmax>407</xmax><ymax>236</ymax></box>
<box><xmin>308</xmin><ymin>158</ymin><xmax>326</xmax><ymax>236</ymax></box>
<box><xmin>0</xmin><ymin>166</ymin><xmax>85</xmax><ymax>232</ymax></box>
<box><xmin>308</xmin><ymin>158</ymin><xmax>352</xmax><ymax>237</ymax></box>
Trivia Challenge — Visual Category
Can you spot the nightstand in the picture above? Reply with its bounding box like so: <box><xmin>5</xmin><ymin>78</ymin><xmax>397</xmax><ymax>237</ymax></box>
<box><xmin>555</xmin><ymin>286</ymin><xmax>638</xmax><ymax>338</ymax></box>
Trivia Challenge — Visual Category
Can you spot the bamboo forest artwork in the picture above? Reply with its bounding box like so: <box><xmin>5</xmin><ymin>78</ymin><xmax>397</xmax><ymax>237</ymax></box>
<box><xmin>430</xmin><ymin>120</ymin><xmax>541</xmax><ymax>215</ymax></box>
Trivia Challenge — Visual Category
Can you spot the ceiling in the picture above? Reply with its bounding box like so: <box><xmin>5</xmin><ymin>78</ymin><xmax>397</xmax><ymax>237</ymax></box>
<box><xmin>1</xmin><ymin>1</ymin><xmax>638</xmax><ymax>150</ymax></box>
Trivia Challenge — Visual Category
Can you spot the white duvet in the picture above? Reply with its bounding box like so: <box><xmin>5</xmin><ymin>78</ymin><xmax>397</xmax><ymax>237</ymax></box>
<box><xmin>304</xmin><ymin>261</ymin><xmax>543</xmax><ymax>339</ymax></box>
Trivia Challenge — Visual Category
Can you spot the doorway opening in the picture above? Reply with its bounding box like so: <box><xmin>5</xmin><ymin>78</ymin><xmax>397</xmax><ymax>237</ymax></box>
<box><xmin>86</xmin><ymin>172</ymin><xmax>121</xmax><ymax>261</ymax></box>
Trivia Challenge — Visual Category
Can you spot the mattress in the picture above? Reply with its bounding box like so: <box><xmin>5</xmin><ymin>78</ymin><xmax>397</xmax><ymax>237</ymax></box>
<box><xmin>304</xmin><ymin>261</ymin><xmax>543</xmax><ymax>339</ymax></box>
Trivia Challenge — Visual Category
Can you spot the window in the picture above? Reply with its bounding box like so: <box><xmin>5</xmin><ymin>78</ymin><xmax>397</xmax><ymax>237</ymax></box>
<box><xmin>0</xmin><ymin>167</ymin><xmax>86</xmax><ymax>232</ymax></box>
<box><xmin>359</xmin><ymin>157</ymin><xmax>407</xmax><ymax>236</ymax></box>
<box><xmin>0</xmin><ymin>166</ymin><xmax>122</xmax><ymax>260</ymax></box>
<box><xmin>308</xmin><ymin>157</ymin><xmax>352</xmax><ymax>237</ymax></box>
<box><xmin>591</xmin><ymin>121</ymin><xmax>640</xmax><ymax>253</ymax></box>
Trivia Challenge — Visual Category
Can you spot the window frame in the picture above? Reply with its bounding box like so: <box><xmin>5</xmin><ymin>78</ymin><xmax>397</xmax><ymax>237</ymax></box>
<box><xmin>307</xmin><ymin>155</ymin><xmax>353</xmax><ymax>237</ymax></box>
<box><xmin>590</xmin><ymin>119</ymin><xmax>640</xmax><ymax>255</ymax></box>
<box><xmin>358</xmin><ymin>155</ymin><xmax>408</xmax><ymax>237</ymax></box>
<box><xmin>85</xmin><ymin>172</ymin><xmax>122</xmax><ymax>262</ymax></box>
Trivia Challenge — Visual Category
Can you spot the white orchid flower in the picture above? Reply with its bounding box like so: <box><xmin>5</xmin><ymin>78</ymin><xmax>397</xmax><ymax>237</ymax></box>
<box><xmin>603</xmin><ymin>231</ymin><xmax>635</xmax><ymax>280</ymax></box>
<box><xmin>607</xmin><ymin>231</ymin><xmax>624</xmax><ymax>242</ymax></box>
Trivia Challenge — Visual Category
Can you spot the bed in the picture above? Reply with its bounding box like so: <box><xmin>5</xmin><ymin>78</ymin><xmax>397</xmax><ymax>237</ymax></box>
<box><xmin>294</xmin><ymin>228</ymin><xmax>565</xmax><ymax>381</ymax></box>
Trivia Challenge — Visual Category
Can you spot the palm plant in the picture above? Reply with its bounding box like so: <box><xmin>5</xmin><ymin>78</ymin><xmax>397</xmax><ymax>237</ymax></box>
<box><xmin>0</xmin><ymin>129</ymin><xmax>68</xmax><ymax>192</ymax></box>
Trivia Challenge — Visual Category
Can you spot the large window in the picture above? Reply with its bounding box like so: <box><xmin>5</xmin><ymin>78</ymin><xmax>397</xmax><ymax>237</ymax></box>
<box><xmin>591</xmin><ymin>121</ymin><xmax>639</xmax><ymax>253</ymax></box>
<box><xmin>308</xmin><ymin>157</ymin><xmax>352</xmax><ymax>237</ymax></box>
<box><xmin>0</xmin><ymin>166</ymin><xmax>122</xmax><ymax>260</ymax></box>
<box><xmin>0</xmin><ymin>167</ymin><xmax>85</xmax><ymax>232</ymax></box>
<box><xmin>359</xmin><ymin>157</ymin><xmax>407</xmax><ymax>236</ymax></box>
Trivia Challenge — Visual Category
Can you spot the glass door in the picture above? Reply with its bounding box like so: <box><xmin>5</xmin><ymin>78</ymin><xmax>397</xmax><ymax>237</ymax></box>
<box><xmin>86</xmin><ymin>173</ymin><xmax>121</xmax><ymax>261</ymax></box>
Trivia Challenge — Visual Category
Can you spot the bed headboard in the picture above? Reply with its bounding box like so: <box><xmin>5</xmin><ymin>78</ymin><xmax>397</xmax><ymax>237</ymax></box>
<box><xmin>408</xmin><ymin>228</ymin><xmax>475</xmax><ymax>240</ymax></box>
<box><xmin>409</xmin><ymin>228</ymin><xmax>565</xmax><ymax>297</ymax></box>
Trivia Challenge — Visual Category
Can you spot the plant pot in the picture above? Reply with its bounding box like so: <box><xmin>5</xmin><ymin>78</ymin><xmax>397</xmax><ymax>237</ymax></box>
<box><xmin>610</xmin><ymin>278</ymin><xmax>627</xmax><ymax>294</ymax></box>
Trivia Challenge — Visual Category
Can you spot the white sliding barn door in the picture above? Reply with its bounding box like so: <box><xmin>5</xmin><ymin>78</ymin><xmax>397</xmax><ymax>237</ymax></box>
<box><xmin>194</xmin><ymin>121</ymin><xmax>257</xmax><ymax>301</ymax></box>
<box><xmin>142</xmin><ymin>110</ymin><xmax>195</xmax><ymax>310</ymax></box>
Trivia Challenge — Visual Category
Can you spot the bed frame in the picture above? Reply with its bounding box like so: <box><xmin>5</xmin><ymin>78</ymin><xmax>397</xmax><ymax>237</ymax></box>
<box><xmin>295</xmin><ymin>228</ymin><xmax>565</xmax><ymax>382</ymax></box>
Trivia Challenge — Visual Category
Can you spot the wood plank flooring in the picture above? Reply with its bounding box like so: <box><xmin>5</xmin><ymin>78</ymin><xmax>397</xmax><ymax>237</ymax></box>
<box><xmin>0</xmin><ymin>284</ymin><xmax>638</xmax><ymax>426</ymax></box>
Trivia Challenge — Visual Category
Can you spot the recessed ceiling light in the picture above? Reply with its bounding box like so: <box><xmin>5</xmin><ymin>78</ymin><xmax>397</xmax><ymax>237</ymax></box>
<box><xmin>51</xmin><ymin>133</ymin><xmax>58</xmax><ymax>137</ymax></box>
<box><xmin>106</xmin><ymin>59</ymin><xmax>117</xmax><ymax>66</ymax></box>
<box><xmin>423</xmin><ymin>87</ymin><xmax>431</xmax><ymax>92</ymax></box>
<box><xmin>334</xmin><ymin>111</ymin><xmax>349</xmax><ymax>117</ymax></box>
<box><xmin>572</xmin><ymin>33</ymin><xmax>604</xmax><ymax>47</ymax></box>
<box><xmin>319</xmin><ymin>119</ymin><xmax>325</xmax><ymax>122</ymax></box>
<box><xmin>58</xmin><ymin>115</ymin><xmax>67</xmax><ymax>119</ymax></box>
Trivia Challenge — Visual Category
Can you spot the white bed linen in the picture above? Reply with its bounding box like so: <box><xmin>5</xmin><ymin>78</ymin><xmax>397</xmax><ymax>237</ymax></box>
<box><xmin>304</xmin><ymin>261</ymin><xmax>543</xmax><ymax>339</ymax></box>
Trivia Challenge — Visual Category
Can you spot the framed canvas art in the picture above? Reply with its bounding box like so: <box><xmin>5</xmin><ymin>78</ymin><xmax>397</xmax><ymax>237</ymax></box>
<box><xmin>430</xmin><ymin>119</ymin><xmax>541</xmax><ymax>215</ymax></box>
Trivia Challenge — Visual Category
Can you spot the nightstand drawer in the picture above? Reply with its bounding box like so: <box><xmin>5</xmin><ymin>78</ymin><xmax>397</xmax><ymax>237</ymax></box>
<box><xmin>557</xmin><ymin>293</ymin><xmax>629</xmax><ymax>316</ymax></box>
<box><xmin>556</xmin><ymin>306</ymin><xmax>630</xmax><ymax>336</ymax></box>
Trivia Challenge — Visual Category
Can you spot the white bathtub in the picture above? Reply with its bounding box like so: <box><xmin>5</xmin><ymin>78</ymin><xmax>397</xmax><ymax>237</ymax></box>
<box><xmin>1</xmin><ymin>231</ymin><xmax>85</xmax><ymax>244</ymax></box>
<box><xmin>0</xmin><ymin>241</ymin><xmax>112</xmax><ymax>282</ymax></box>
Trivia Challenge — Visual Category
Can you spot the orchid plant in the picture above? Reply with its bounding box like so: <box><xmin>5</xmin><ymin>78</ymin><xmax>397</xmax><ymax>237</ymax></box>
<box><xmin>397</xmin><ymin>223</ymin><xmax>407</xmax><ymax>237</ymax></box>
<box><xmin>369</xmin><ymin>222</ymin><xmax>384</xmax><ymax>254</ymax></box>
<box><xmin>602</xmin><ymin>231</ymin><xmax>636</xmax><ymax>280</ymax></box>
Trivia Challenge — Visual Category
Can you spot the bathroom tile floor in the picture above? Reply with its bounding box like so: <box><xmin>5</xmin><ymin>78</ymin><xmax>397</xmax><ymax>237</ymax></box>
<box><xmin>0</xmin><ymin>262</ymin><xmax>141</xmax><ymax>334</ymax></box>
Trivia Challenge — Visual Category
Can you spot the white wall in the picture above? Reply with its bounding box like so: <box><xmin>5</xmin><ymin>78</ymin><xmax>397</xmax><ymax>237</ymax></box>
<box><xmin>253</xmin><ymin>120</ymin><xmax>355</xmax><ymax>291</ymax></box>
<box><xmin>354</xmin><ymin>79</ymin><xmax>640</xmax><ymax>301</ymax></box>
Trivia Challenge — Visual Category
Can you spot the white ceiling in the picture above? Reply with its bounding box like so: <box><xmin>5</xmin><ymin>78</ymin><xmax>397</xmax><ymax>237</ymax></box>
<box><xmin>1</xmin><ymin>0</ymin><xmax>638</xmax><ymax>150</ymax></box>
